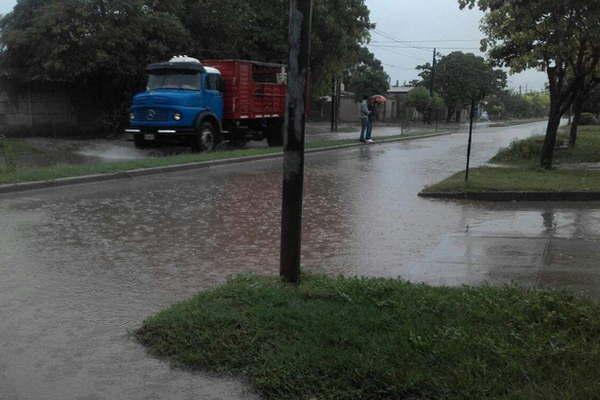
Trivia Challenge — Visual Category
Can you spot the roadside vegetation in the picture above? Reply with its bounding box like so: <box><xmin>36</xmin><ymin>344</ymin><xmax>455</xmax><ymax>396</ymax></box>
<box><xmin>0</xmin><ymin>131</ymin><xmax>440</xmax><ymax>185</ymax></box>
<box><xmin>423</xmin><ymin>125</ymin><xmax>600</xmax><ymax>194</ymax></box>
<box><xmin>423</xmin><ymin>167</ymin><xmax>600</xmax><ymax>193</ymax></box>
<box><xmin>492</xmin><ymin>125</ymin><xmax>600</xmax><ymax>165</ymax></box>
<box><xmin>136</xmin><ymin>274</ymin><xmax>600</xmax><ymax>400</ymax></box>
<box><xmin>487</xmin><ymin>118</ymin><xmax>548</xmax><ymax>128</ymax></box>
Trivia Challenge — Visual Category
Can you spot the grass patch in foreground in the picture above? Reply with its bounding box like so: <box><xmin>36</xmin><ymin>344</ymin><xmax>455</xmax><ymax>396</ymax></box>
<box><xmin>0</xmin><ymin>130</ymin><xmax>440</xmax><ymax>185</ymax></box>
<box><xmin>492</xmin><ymin>125</ymin><xmax>600</xmax><ymax>165</ymax></box>
<box><xmin>422</xmin><ymin>166</ymin><xmax>600</xmax><ymax>193</ymax></box>
<box><xmin>136</xmin><ymin>274</ymin><xmax>600</xmax><ymax>400</ymax></box>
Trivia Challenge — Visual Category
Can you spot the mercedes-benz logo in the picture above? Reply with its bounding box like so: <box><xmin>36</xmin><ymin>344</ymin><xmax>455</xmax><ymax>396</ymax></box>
<box><xmin>146</xmin><ymin>109</ymin><xmax>156</xmax><ymax>120</ymax></box>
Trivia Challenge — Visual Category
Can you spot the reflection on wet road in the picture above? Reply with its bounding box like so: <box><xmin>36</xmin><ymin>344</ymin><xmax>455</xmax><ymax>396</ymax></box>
<box><xmin>1</xmin><ymin>121</ymin><xmax>599</xmax><ymax>399</ymax></box>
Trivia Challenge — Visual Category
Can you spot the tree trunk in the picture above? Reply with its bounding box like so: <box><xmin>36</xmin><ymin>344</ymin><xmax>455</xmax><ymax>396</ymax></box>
<box><xmin>540</xmin><ymin>106</ymin><xmax>562</xmax><ymax>169</ymax></box>
<box><xmin>569</xmin><ymin>97</ymin><xmax>583</xmax><ymax>147</ymax></box>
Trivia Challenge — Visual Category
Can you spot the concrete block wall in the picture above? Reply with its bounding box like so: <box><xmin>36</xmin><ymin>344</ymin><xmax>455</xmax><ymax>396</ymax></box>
<box><xmin>0</xmin><ymin>84</ymin><xmax>78</xmax><ymax>136</ymax></box>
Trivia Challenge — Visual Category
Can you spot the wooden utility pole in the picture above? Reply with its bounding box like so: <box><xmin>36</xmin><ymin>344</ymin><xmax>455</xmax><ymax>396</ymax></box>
<box><xmin>429</xmin><ymin>48</ymin><xmax>437</xmax><ymax>124</ymax></box>
<box><xmin>465</xmin><ymin>99</ymin><xmax>476</xmax><ymax>182</ymax></box>
<box><xmin>335</xmin><ymin>78</ymin><xmax>341</xmax><ymax>131</ymax></box>
<box><xmin>330</xmin><ymin>76</ymin><xmax>336</xmax><ymax>132</ymax></box>
<box><xmin>430</xmin><ymin>48</ymin><xmax>436</xmax><ymax>97</ymax></box>
<box><xmin>280</xmin><ymin>0</ymin><xmax>313</xmax><ymax>284</ymax></box>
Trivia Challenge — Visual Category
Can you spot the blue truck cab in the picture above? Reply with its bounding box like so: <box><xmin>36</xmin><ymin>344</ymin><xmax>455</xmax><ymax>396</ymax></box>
<box><xmin>126</xmin><ymin>56</ymin><xmax>225</xmax><ymax>152</ymax></box>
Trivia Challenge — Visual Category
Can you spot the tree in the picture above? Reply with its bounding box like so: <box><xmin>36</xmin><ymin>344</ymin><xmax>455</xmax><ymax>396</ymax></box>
<box><xmin>430</xmin><ymin>93</ymin><xmax>446</xmax><ymax>122</ymax></box>
<box><xmin>582</xmin><ymin>86</ymin><xmax>600</xmax><ymax>117</ymax></box>
<box><xmin>346</xmin><ymin>47</ymin><xmax>389</xmax><ymax>99</ymax></box>
<box><xmin>152</xmin><ymin>0</ymin><xmax>374</xmax><ymax>96</ymax></box>
<box><xmin>0</xmin><ymin>0</ymin><xmax>190</xmax><ymax>130</ymax></box>
<box><xmin>484</xmin><ymin>90</ymin><xmax>550</xmax><ymax>120</ymax></box>
<box><xmin>459</xmin><ymin>0</ymin><xmax>600</xmax><ymax>169</ymax></box>
<box><xmin>0</xmin><ymin>0</ymin><xmax>376</xmax><ymax>132</ymax></box>
<box><xmin>417</xmin><ymin>52</ymin><xmax>505</xmax><ymax>122</ymax></box>
<box><xmin>406</xmin><ymin>87</ymin><xmax>432</xmax><ymax>120</ymax></box>
<box><xmin>568</xmin><ymin>67</ymin><xmax>600</xmax><ymax>146</ymax></box>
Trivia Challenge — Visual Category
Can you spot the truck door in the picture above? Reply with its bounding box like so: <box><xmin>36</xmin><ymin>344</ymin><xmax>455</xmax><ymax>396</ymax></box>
<box><xmin>204</xmin><ymin>73</ymin><xmax>224</xmax><ymax>120</ymax></box>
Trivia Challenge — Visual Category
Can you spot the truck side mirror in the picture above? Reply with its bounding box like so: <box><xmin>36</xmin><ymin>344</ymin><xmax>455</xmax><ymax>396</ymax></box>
<box><xmin>218</xmin><ymin>77</ymin><xmax>225</xmax><ymax>93</ymax></box>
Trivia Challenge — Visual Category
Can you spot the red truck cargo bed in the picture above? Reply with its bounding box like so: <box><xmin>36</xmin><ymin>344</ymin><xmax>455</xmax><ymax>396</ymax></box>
<box><xmin>203</xmin><ymin>59</ymin><xmax>286</xmax><ymax>122</ymax></box>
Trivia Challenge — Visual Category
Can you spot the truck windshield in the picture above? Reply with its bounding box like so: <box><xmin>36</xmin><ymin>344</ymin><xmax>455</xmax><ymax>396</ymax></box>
<box><xmin>147</xmin><ymin>71</ymin><xmax>201</xmax><ymax>91</ymax></box>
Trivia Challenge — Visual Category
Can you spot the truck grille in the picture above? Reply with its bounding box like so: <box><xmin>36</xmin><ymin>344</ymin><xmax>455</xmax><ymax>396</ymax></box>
<box><xmin>139</xmin><ymin>107</ymin><xmax>169</xmax><ymax>122</ymax></box>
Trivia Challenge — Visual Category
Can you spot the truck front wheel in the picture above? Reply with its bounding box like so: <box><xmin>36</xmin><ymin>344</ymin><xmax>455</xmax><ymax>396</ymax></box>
<box><xmin>191</xmin><ymin>121</ymin><xmax>218</xmax><ymax>152</ymax></box>
<box><xmin>133</xmin><ymin>134</ymin><xmax>149</xmax><ymax>149</ymax></box>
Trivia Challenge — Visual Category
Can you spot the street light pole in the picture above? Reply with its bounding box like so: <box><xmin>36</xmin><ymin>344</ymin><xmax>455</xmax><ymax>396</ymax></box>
<box><xmin>280</xmin><ymin>0</ymin><xmax>313</xmax><ymax>284</ymax></box>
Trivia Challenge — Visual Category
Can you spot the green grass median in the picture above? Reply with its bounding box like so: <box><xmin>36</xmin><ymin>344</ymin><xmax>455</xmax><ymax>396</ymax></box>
<box><xmin>136</xmin><ymin>274</ymin><xmax>600</xmax><ymax>400</ymax></box>
<box><xmin>422</xmin><ymin>167</ymin><xmax>600</xmax><ymax>193</ymax></box>
<box><xmin>0</xmin><ymin>130</ymin><xmax>439</xmax><ymax>185</ymax></box>
<box><xmin>423</xmin><ymin>125</ymin><xmax>600</xmax><ymax>194</ymax></box>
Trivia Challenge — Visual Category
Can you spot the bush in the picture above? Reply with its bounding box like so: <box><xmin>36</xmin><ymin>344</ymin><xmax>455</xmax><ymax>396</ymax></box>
<box><xmin>579</xmin><ymin>113</ymin><xmax>599</xmax><ymax>126</ymax></box>
<box><xmin>491</xmin><ymin>136</ymin><xmax>543</xmax><ymax>162</ymax></box>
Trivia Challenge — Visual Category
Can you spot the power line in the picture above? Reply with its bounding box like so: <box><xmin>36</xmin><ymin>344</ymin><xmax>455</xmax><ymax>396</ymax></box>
<box><xmin>372</xmin><ymin>29</ymin><xmax>482</xmax><ymax>52</ymax></box>
<box><xmin>371</xmin><ymin>44</ymin><xmax>481</xmax><ymax>51</ymax></box>
<box><xmin>370</xmin><ymin>45</ymin><xmax>430</xmax><ymax>62</ymax></box>
<box><xmin>372</xmin><ymin>30</ymin><xmax>433</xmax><ymax>53</ymax></box>
<box><xmin>371</xmin><ymin>39</ymin><xmax>481</xmax><ymax>43</ymax></box>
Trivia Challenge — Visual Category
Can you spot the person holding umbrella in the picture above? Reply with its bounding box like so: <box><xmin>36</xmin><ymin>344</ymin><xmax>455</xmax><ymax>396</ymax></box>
<box><xmin>366</xmin><ymin>95</ymin><xmax>387</xmax><ymax>143</ymax></box>
<box><xmin>359</xmin><ymin>96</ymin><xmax>370</xmax><ymax>143</ymax></box>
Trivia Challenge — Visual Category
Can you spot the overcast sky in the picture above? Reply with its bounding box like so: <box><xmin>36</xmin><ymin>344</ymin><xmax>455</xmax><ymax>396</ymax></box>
<box><xmin>0</xmin><ymin>0</ymin><xmax>546</xmax><ymax>91</ymax></box>
<box><xmin>365</xmin><ymin>0</ymin><xmax>547</xmax><ymax>91</ymax></box>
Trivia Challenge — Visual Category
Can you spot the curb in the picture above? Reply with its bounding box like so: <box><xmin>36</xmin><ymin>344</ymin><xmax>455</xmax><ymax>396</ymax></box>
<box><xmin>418</xmin><ymin>191</ymin><xmax>600</xmax><ymax>202</ymax></box>
<box><xmin>0</xmin><ymin>131</ymin><xmax>451</xmax><ymax>195</ymax></box>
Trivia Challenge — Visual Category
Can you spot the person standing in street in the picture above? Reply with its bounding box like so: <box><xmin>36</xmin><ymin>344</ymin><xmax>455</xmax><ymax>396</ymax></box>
<box><xmin>359</xmin><ymin>96</ymin><xmax>370</xmax><ymax>143</ymax></box>
<box><xmin>366</xmin><ymin>99</ymin><xmax>375</xmax><ymax>143</ymax></box>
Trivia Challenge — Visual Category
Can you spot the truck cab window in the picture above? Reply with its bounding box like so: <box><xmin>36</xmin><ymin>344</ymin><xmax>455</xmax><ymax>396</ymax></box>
<box><xmin>147</xmin><ymin>71</ymin><xmax>201</xmax><ymax>91</ymax></box>
<box><xmin>205</xmin><ymin>74</ymin><xmax>221</xmax><ymax>91</ymax></box>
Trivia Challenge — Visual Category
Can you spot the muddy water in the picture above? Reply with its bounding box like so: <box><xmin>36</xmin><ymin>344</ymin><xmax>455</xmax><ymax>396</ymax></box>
<box><xmin>1</xmin><ymin>121</ymin><xmax>599</xmax><ymax>399</ymax></box>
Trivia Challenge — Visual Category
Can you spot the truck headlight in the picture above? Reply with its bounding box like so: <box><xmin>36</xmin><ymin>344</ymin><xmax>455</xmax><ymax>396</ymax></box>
<box><xmin>173</xmin><ymin>112</ymin><xmax>182</xmax><ymax>121</ymax></box>
<box><xmin>129</xmin><ymin>112</ymin><xmax>135</xmax><ymax>120</ymax></box>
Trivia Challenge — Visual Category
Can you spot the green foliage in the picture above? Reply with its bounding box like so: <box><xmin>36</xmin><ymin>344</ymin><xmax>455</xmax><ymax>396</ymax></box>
<box><xmin>0</xmin><ymin>0</ymin><xmax>191</xmax><ymax>130</ymax></box>
<box><xmin>579</xmin><ymin>113</ymin><xmax>599</xmax><ymax>126</ymax></box>
<box><xmin>492</xmin><ymin>136</ymin><xmax>545</xmax><ymax>163</ymax></box>
<box><xmin>458</xmin><ymin>0</ymin><xmax>600</xmax><ymax>76</ymax></box>
<box><xmin>346</xmin><ymin>47</ymin><xmax>390</xmax><ymax>99</ymax></box>
<box><xmin>137</xmin><ymin>274</ymin><xmax>600</xmax><ymax>400</ymax></box>
<box><xmin>583</xmin><ymin>86</ymin><xmax>600</xmax><ymax>116</ymax></box>
<box><xmin>430</xmin><ymin>93</ymin><xmax>446</xmax><ymax>111</ymax></box>
<box><xmin>406</xmin><ymin>87</ymin><xmax>431</xmax><ymax>115</ymax></box>
<box><xmin>485</xmin><ymin>90</ymin><xmax>550</xmax><ymax>120</ymax></box>
<box><xmin>492</xmin><ymin>126</ymin><xmax>600</xmax><ymax>164</ymax></box>
<box><xmin>417</xmin><ymin>51</ymin><xmax>506</xmax><ymax>121</ymax></box>
<box><xmin>0</xmin><ymin>0</ymin><xmax>376</xmax><ymax>130</ymax></box>
<box><xmin>458</xmin><ymin>0</ymin><xmax>600</xmax><ymax>168</ymax></box>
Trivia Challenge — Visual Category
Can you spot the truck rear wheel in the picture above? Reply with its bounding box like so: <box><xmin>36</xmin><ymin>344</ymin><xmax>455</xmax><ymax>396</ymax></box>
<box><xmin>191</xmin><ymin>121</ymin><xmax>218</xmax><ymax>152</ymax></box>
<box><xmin>266</xmin><ymin>119</ymin><xmax>284</xmax><ymax>147</ymax></box>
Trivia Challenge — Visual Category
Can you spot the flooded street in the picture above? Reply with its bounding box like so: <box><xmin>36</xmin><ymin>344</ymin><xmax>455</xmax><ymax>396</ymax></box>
<box><xmin>1</xmin><ymin>121</ymin><xmax>599</xmax><ymax>399</ymax></box>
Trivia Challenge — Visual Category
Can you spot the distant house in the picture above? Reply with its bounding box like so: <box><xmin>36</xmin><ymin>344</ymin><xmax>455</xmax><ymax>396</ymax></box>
<box><xmin>384</xmin><ymin>85</ymin><xmax>470</xmax><ymax>123</ymax></box>
<box><xmin>383</xmin><ymin>85</ymin><xmax>416</xmax><ymax>122</ymax></box>
<box><xmin>311</xmin><ymin>89</ymin><xmax>361</xmax><ymax>123</ymax></box>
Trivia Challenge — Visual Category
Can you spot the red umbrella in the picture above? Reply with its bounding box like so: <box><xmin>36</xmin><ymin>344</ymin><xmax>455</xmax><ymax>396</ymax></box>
<box><xmin>370</xmin><ymin>95</ymin><xmax>387</xmax><ymax>104</ymax></box>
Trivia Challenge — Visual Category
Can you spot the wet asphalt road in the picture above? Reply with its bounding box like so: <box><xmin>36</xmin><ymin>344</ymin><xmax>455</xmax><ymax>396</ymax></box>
<box><xmin>2</xmin><ymin>120</ymin><xmax>600</xmax><ymax>399</ymax></box>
